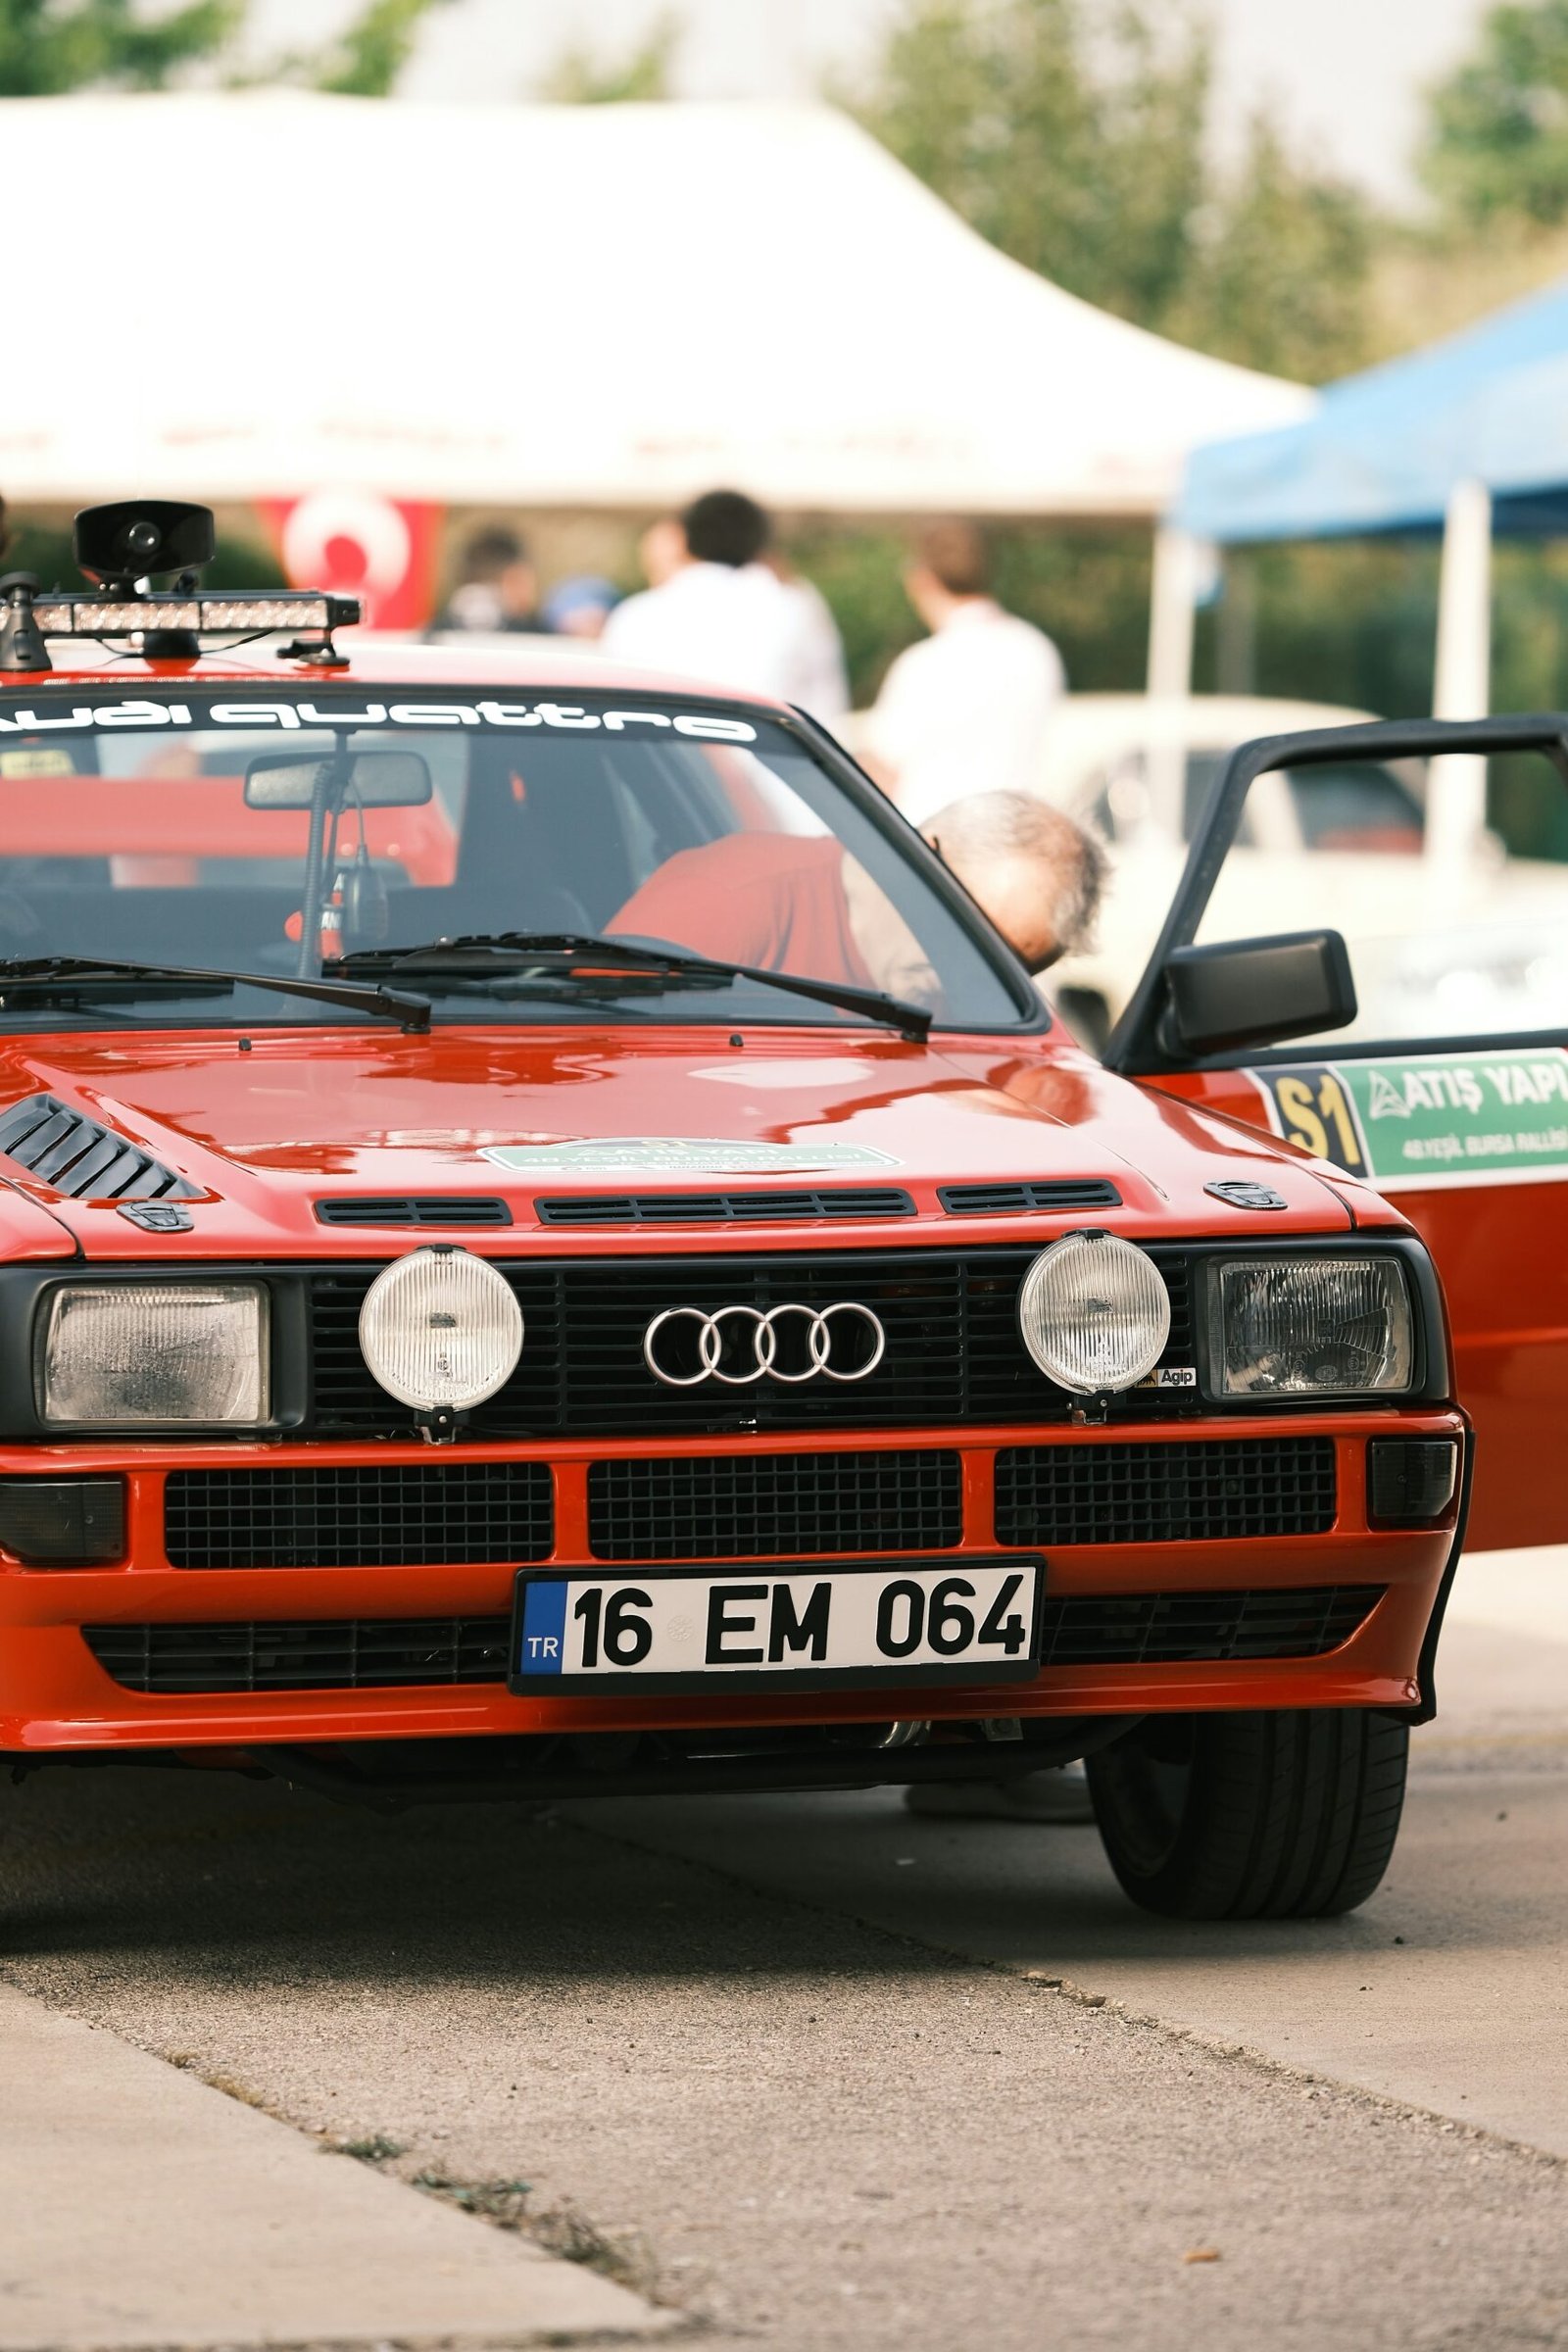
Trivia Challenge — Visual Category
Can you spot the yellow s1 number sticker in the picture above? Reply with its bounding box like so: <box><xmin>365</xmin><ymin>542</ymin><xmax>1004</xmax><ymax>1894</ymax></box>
<box><xmin>1251</xmin><ymin>1064</ymin><xmax>1368</xmax><ymax>1176</ymax></box>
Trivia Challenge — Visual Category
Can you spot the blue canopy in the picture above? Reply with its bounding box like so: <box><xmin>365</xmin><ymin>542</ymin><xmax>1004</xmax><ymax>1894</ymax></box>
<box><xmin>1176</xmin><ymin>274</ymin><xmax>1568</xmax><ymax>543</ymax></box>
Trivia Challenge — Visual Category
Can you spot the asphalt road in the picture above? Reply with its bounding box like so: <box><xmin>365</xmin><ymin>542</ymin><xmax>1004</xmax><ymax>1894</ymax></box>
<box><xmin>3</xmin><ymin>1554</ymin><xmax>1566</xmax><ymax>2352</ymax></box>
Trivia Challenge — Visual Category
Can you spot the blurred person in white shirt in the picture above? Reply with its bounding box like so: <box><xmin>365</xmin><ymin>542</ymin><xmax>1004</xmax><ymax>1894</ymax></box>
<box><xmin>862</xmin><ymin>518</ymin><xmax>1065</xmax><ymax>824</ymax></box>
<box><xmin>603</xmin><ymin>490</ymin><xmax>849</xmax><ymax>723</ymax></box>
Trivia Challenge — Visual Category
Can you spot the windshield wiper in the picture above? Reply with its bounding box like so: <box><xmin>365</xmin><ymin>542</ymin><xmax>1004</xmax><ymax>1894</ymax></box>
<box><xmin>336</xmin><ymin>932</ymin><xmax>933</xmax><ymax>1043</ymax></box>
<box><xmin>0</xmin><ymin>956</ymin><xmax>431</xmax><ymax>1033</ymax></box>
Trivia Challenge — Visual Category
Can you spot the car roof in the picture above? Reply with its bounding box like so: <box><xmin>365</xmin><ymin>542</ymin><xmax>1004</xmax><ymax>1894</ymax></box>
<box><xmin>1041</xmin><ymin>693</ymin><xmax>1381</xmax><ymax>755</ymax></box>
<box><xmin>3</xmin><ymin>633</ymin><xmax>795</xmax><ymax>714</ymax></box>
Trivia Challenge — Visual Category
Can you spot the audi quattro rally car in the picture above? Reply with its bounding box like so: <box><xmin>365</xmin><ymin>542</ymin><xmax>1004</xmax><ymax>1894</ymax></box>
<box><xmin>0</xmin><ymin>503</ymin><xmax>1508</xmax><ymax>1925</ymax></box>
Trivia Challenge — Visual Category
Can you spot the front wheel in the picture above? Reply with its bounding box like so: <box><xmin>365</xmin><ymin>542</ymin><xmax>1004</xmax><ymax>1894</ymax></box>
<box><xmin>1086</xmin><ymin>1709</ymin><xmax>1408</xmax><ymax>1920</ymax></box>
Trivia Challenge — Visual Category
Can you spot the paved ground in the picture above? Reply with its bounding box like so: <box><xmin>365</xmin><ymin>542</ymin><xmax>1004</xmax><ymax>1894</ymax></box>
<box><xmin>2</xmin><ymin>1549</ymin><xmax>1566</xmax><ymax>2351</ymax></box>
<box><xmin>0</xmin><ymin>1984</ymin><xmax>664</xmax><ymax>2350</ymax></box>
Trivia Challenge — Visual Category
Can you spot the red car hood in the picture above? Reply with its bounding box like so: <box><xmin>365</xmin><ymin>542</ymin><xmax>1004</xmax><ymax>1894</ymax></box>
<box><xmin>0</xmin><ymin>1026</ymin><xmax>1361</xmax><ymax>1257</ymax></box>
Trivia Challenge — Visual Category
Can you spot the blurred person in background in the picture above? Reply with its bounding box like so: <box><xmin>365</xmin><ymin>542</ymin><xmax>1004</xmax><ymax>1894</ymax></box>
<box><xmin>603</xmin><ymin>488</ymin><xmax>849</xmax><ymax>722</ymax></box>
<box><xmin>638</xmin><ymin>514</ymin><xmax>688</xmax><ymax>590</ymax></box>
<box><xmin>542</xmin><ymin>574</ymin><xmax>619</xmax><ymax>640</ymax></box>
<box><xmin>862</xmin><ymin>518</ymin><xmax>1065</xmax><ymax>822</ymax></box>
<box><xmin>765</xmin><ymin>548</ymin><xmax>851</xmax><ymax>725</ymax></box>
<box><xmin>430</xmin><ymin>525</ymin><xmax>544</xmax><ymax>635</ymax></box>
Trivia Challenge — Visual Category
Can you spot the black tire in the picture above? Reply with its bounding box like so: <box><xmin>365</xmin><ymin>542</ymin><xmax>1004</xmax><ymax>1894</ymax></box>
<box><xmin>1085</xmin><ymin>1708</ymin><xmax>1408</xmax><ymax>1921</ymax></box>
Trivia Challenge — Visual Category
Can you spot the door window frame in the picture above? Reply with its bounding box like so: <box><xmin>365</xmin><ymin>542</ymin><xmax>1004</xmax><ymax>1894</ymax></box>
<box><xmin>1103</xmin><ymin>713</ymin><xmax>1568</xmax><ymax>1076</ymax></box>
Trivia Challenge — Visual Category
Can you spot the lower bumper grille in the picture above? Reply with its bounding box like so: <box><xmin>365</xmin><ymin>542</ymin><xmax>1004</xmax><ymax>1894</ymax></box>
<box><xmin>82</xmin><ymin>1583</ymin><xmax>1379</xmax><ymax>1694</ymax></box>
<box><xmin>84</xmin><ymin>1616</ymin><xmax>513</xmax><ymax>1693</ymax></box>
<box><xmin>163</xmin><ymin>1464</ymin><xmax>554</xmax><ymax>1570</ymax></box>
<box><xmin>587</xmin><ymin>1449</ymin><xmax>962</xmax><ymax>1561</ymax></box>
<box><xmin>995</xmin><ymin>1437</ymin><xmax>1337</xmax><ymax>1547</ymax></box>
<box><xmin>1037</xmin><ymin>1585</ymin><xmax>1381</xmax><ymax>1665</ymax></box>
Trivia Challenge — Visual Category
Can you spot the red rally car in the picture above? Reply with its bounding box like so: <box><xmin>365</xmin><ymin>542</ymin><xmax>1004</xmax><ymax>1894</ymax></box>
<box><xmin>0</xmin><ymin>501</ymin><xmax>1553</xmax><ymax>1923</ymax></box>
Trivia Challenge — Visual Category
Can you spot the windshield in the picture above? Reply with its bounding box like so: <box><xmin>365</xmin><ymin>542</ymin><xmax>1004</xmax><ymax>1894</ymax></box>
<box><xmin>0</xmin><ymin>690</ymin><xmax>1028</xmax><ymax>1032</ymax></box>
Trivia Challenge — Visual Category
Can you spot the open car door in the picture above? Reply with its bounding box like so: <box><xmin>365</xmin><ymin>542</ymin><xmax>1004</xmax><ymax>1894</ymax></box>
<box><xmin>1105</xmin><ymin>713</ymin><xmax>1568</xmax><ymax>1550</ymax></box>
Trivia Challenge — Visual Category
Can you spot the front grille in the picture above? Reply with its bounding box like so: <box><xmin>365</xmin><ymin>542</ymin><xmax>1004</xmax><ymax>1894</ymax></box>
<box><xmin>82</xmin><ymin>1584</ymin><xmax>1380</xmax><ymax>1693</ymax></box>
<box><xmin>84</xmin><ymin>1617</ymin><xmax>512</xmax><ymax>1693</ymax></box>
<box><xmin>306</xmin><ymin>1249</ymin><xmax>1195</xmax><ymax>1442</ymax></box>
<box><xmin>995</xmin><ymin>1438</ymin><xmax>1337</xmax><ymax>1546</ymax></box>
<box><xmin>1037</xmin><ymin>1585</ymin><xmax>1379</xmax><ymax>1664</ymax></box>
<box><xmin>164</xmin><ymin>1464</ymin><xmax>553</xmax><ymax>1569</ymax></box>
<box><xmin>587</xmin><ymin>1448</ymin><xmax>962</xmax><ymax>1561</ymax></box>
<box><xmin>535</xmin><ymin>1189</ymin><xmax>914</xmax><ymax>1226</ymax></box>
<box><xmin>939</xmin><ymin>1180</ymin><xmax>1122</xmax><ymax>1214</ymax></box>
<box><xmin>316</xmin><ymin>1198</ymin><xmax>512</xmax><ymax>1227</ymax></box>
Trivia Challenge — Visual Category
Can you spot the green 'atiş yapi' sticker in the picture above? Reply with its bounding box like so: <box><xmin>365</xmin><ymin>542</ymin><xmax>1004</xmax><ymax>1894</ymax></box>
<box><xmin>1249</xmin><ymin>1048</ymin><xmax>1568</xmax><ymax>1189</ymax></box>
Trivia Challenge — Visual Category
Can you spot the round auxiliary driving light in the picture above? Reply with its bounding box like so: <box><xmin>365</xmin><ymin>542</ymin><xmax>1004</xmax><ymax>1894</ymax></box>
<box><xmin>1016</xmin><ymin>1232</ymin><xmax>1170</xmax><ymax>1396</ymax></box>
<box><xmin>358</xmin><ymin>1247</ymin><xmax>523</xmax><ymax>1413</ymax></box>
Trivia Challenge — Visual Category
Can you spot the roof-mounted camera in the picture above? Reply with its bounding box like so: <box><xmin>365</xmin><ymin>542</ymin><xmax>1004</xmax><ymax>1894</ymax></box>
<box><xmin>0</xmin><ymin>498</ymin><xmax>360</xmax><ymax>674</ymax></box>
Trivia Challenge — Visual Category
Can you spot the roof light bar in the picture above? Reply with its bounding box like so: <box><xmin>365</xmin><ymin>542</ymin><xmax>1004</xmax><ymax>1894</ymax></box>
<box><xmin>29</xmin><ymin>593</ymin><xmax>359</xmax><ymax>638</ymax></box>
<box><xmin>1</xmin><ymin>505</ymin><xmax>365</xmax><ymax>673</ymax></box>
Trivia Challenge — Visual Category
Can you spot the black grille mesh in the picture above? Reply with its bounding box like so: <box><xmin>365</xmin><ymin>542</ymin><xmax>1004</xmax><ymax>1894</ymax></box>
<box><xmin>939</xmin><ymin>1181</ymin><xmax>1122</xmax><ymax>1214</ymax></box>
<box><xmin>82</xmin><ymin>1583</ymin><xmax>1379</xmax><ymax>1693</ymax></box>
<box><xmin>164</xmin><ymin>1464</ymin><xmax>553</xmax><ymax>1569</ymax></box>
<box><xmin>535</xmin><ymin>1190</ymin><xmax>914</xmax><ymax>1226</ymax></box>
<box><xmin>85</xmin><ymin>1617</ymin><xmax>512</xmax><ymax>1693</ymax></box>
<box><xmin>588</xmin><ymin>1449</ymin><xmax>962</xmax><ymax>1561</ymax></box>
<box><xmin>995</xmin><ymin>1438</ymin><xmax>1337</xmax><ymax>1546</ymax></box>
<box><xmin>1037</xmin><ymin>1585</ymin><xmax>1380</xmax><ymax>1664</ymax></box>
<box><xmin>306</xmin><ymin>1248</ymin><xmax>1194</xmax><ymax>1442</ymax></box>
<box><xmin>316</xmin><ymin>1198</ymin><xmax>512</xmax><ymax>1227</ymax></box>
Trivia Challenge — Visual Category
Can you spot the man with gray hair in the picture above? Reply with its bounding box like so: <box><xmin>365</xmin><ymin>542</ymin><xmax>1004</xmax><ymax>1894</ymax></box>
<box><xmin>609</xmin><ymin>790</ymin><xmax>1103</xmax><ymax>1006</ymax></box>
<box><xmin>921</xmin><ymin>791</ymin><xmax>1104</xmax><ymax>976</ymax></box>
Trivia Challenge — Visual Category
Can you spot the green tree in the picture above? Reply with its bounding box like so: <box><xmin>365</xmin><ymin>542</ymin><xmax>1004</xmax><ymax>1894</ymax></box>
<box><xmin>1174</xmin><ymin>117</ymin><xmax>1374</xmax><ymax>381</ymax></box>
<box><xmin>540</xmin><ymin>11</ymin><xmax>679</xmax><ymax>105</ymax></box>
<box><xmin>848</xmin><ymin>0</ymin><xmax>1374</xmax><ymax>383</ymax></box>
<box><xmin>1421</xmin><ymin>0</ymin><xmax>1568</xmax><ymax>226</ymax></box>
<box><xmin>0</xmin><ymin>0</ymin><xmax>242</xmax><ymax>94</ymax></box>
<box><xmin>0</xmin><ymin>0</ymin><xmax>451</xmax><ymax>100</ymax></box>
<box><xmin>309</xmin><ymin>0</ymin><xmax>454</xmax><ymax>97</ymax></box>
<box><xmin>849</xmin><ymin>0</ymin><xmax>1207</xmax><ymax>333</ymax></box>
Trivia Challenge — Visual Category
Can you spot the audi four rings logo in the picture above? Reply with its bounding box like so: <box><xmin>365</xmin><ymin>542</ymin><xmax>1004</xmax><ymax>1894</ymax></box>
<box><xmin>642</xmin><ymin>1302</ymin><xmax>887</xmax><ymax>1387</ymax></box>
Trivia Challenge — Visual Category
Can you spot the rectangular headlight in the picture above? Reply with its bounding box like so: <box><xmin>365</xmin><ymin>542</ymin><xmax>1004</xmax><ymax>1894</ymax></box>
<box><xmin>1207</xmin><ymin>1256</ymin><xmax>1413</xmax><ymax>1398</ymax></box>
<box><xmin>36</xmin><ymin>1283</ymin><xmax>270</xmax><ymax>1427</ymax></box>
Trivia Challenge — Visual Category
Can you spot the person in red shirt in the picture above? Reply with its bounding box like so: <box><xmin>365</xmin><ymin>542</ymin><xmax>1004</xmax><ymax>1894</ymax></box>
<box><xmin>607</xmin><ymin>793</ymin><xmax>1102</xmax><ymax>1000</ymax></box>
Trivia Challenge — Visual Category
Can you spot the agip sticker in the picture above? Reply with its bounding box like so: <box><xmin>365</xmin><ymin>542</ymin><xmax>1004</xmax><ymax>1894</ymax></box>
<box><xmin>1250</xmin><ymin>1049</ymin><xmax>1568</xmax><ymax>1189</ymax></box>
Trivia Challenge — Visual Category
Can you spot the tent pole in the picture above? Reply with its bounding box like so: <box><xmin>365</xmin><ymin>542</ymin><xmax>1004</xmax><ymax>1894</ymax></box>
<box><xmin>1428</xmin><ymin>476</ymin><xmax>1493</xmax><ymax>874</ymax></box>
<box><xmin>1147</xmin><ymin>524</ymin><xmax>1201</xmax><ymax>697</ymax></box>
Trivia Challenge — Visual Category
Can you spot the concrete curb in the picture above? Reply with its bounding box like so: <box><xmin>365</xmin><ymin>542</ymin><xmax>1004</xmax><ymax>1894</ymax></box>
<box><xmin>0</xmin><ymin>1985</ymin><xmax>672</xmax><ymax>2350</ymax></box>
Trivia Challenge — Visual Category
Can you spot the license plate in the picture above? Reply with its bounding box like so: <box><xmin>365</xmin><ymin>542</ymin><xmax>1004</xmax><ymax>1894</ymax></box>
<box><xmin>510</xmin><ymin>1556</ymin><xmax>1045</xmax><ymax>1694</ymax></box>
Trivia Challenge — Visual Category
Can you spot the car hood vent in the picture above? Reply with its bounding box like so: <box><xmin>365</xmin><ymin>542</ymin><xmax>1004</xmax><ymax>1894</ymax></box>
<box><xmin>0</xmin><ymin>1093</ymin><xmax>199</xmax><ymax>1201</ymax></box>
<box><xmin>939</xmin><ymin>1180</ymin><xmax>1122</xmax><ymax>1214</ymax></box>
<box><xmin>534</xmin><ymin>1188</ymin><xmax>915</xmax><ymax>1227</ymax></box>
<box><xmin>316</xmin><ymin>1197</ymin><xmax>513</xmax><ymax>1227</ymax></box>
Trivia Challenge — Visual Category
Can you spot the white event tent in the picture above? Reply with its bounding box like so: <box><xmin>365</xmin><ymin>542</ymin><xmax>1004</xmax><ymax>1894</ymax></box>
<box><xmin>0</xmin><ymin>93</ymin><xmax>1311</xmax><ymax>669</ymax></box>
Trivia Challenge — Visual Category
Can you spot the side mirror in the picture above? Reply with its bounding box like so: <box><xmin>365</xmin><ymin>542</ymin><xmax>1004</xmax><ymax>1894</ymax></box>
<box><xmin>244</xmin><ymin>748</ymin><xmax>433</xmax><ymax>810</ymax></box>
<box><xmin>1161</xmin><ymin>930</ymin><xmax>1356</xmax><ymax>1057</ymax></box>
